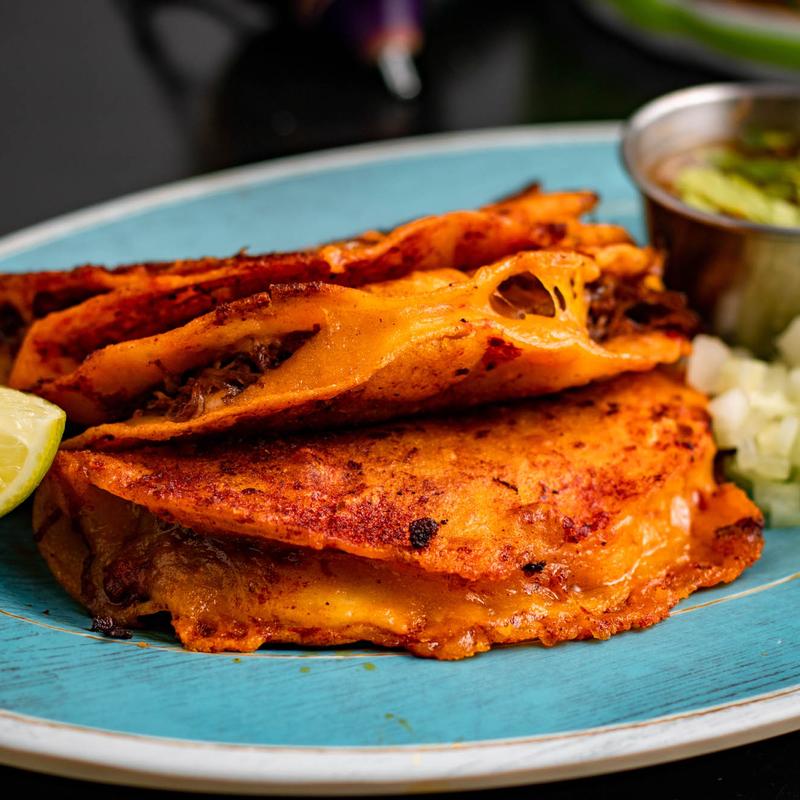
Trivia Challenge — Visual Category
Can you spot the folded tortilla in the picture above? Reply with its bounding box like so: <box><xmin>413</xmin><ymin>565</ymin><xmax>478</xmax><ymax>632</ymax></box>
<box><xmin>51</xmin><ymin>245</ymin><xmax>696</xmax><ymax>446</ymax></box>
<box><xmin>0</xmin><ymin>263</ymin><xmax>164</xmax><ymax>384</ymax></box>
<box><xmin>34</xmin><ymin>371</ymin><xmax>763</xmax><ymax>659</ymax></box>
<box><xmin>8</xmin><ymin>186</ymin><xmax>601</xmax><ymax>388</ymax></box>
<box><xmin>0</xmin><ymin>248</ymin><xmax>305</xmax><ymax>384</ymax></box>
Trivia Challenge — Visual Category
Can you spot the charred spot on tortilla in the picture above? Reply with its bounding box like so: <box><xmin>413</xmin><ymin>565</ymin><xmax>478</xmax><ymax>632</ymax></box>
<box><xmin>409</xmin><ymin>518</ymin><xmax>440</xmax><ymax>549</ymax></box>
<box><xmin>522</xmin><ymin>561</ymin><xmax>547</xmax><ymax>576</ymax></box>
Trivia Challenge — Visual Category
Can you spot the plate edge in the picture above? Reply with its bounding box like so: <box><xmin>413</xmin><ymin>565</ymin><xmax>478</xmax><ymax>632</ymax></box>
<box><xmin>1</xmin><ymin>686</ymin><xmax>798</xmax><ymax>794</ymax></box>
<box><xmin>0</xmin><ymin>122</ymin><xmax>621</xmax><ymax>263</ymax></box>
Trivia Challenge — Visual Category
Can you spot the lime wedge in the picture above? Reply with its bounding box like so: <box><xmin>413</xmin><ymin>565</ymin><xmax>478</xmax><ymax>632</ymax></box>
<box><xmin>0</xmin><ymin>386</ymin><xmax>65</xmax><ymax>517</ymax></box>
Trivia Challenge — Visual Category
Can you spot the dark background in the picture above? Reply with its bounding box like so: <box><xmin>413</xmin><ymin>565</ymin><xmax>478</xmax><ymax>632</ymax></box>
<box><xmin>1</xmin><ymin>1</ymin><xmax>798</xmax><ymax>797</ymax></box>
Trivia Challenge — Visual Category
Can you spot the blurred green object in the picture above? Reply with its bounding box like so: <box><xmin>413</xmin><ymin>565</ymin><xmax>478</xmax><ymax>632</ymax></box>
<box><xmin>582</xmin><ymin>0</ymin><xmax>800</xmax><ymax>76</ymax></box>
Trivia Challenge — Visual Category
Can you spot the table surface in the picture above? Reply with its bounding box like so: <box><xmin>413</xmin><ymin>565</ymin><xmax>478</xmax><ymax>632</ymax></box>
<box><xmin>1</xmin><ymin>1</ymin><xmax>798</xmax><ymax>797</ymax></box>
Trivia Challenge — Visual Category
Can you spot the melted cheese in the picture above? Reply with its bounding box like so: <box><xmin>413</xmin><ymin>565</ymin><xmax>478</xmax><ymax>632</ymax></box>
<box><xmin>35</xmin><ymin>476</ymin><xmax>760</xmax><ymax>660</ymax></box>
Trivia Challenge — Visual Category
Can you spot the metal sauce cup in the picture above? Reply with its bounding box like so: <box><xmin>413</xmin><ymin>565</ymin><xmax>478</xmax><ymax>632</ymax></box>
<box><xmin>622</xmin><ymin>83</ymin><xmax>800</xmax><ymax>356</ymax></box>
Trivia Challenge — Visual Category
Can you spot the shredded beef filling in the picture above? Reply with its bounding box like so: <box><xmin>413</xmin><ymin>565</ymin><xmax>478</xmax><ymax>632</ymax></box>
<box><xmin>487</xmin><ymin>271</ymin><xmax>695</xmax><ymax>343</ymax></box>
<box><xmin>587</xmin><ymin>276</ymin><xmax>698</xmax><ymax>343</ymax></box>
<box><xmin>130</xmin><ymin>276</ymin><xmax>691</xmax><ymax>424</ymax></box>
<box><xmin>142</xmin><ymin>328</ymin><xmax>318</xmax><ymax>422</ymax></box>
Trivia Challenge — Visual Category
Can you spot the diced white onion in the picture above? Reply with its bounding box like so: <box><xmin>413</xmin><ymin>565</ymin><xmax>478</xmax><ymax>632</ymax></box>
<box><xmin>686</xmin><ymin>334</ymin><xmax>731</xmax><ymax>393</ymax></box>
<box><xmin>692</xmin><ymin>316</ymin><xmax>800</xmax><ymax>528</ymax></box>
<box><xmin>777</xmin><ymin>316</ymin><xmax>800</xmax><ymax>367</ymax></box>
<box><xmin>721</xmin><ymin>358</ymin><xmax>767</xmax><ymax>394</ymax></box>
<box><xmin>756</xmin><ymin>416</ymin><xmax>798</xmax><ymax>459</ymax></box>
<box><xmin>764</xmin><ymin>363</ymin><xmax>788</xmax><ymax>395</ymax></box>
<box><xmin>753</xmin><ymin>481</ymin><xmax>800</xmax><ymax>527</ymax></box>
<box><xmin>735</xmin><ymin>435</ymin><xmax>791</xmax><ymax>480</ymax></box>
<box><xmin>749</xmin><ymin>390</ymin><xmax>796</xmax><ymax>419</ymax></box>
<box><xmin>787</xmin><ymin>368</ymin><xmax>800</xmax><ymax>402</ymax></box>
<box><xmin>708</xmin><ymin>388</ymin><xmax>749</xmax><ymax>449</ymax></box>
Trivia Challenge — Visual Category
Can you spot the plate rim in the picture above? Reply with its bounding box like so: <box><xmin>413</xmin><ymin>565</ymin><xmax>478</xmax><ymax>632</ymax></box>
<box><xmin>0</xmin><ymin>121</ymin><xmax>620</xmax><ymax>262</ymax></box>
<box><xmin>2</xmin><ymin>121</ymin><xmax>799</xmax><ymax>793</ymax></box>
<box><xmin>2</xmin><ymin>687</ymin><xmax>799</xmax><ymax>794</ymax></box>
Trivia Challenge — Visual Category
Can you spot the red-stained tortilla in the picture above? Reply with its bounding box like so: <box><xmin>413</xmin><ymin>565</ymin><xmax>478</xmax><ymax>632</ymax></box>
<box><xmin>34</xmin><ymin>371</ymin><xmax>763</xmax><ymax>659</ymax></box>
<box><xmin>7</xmin><ymin>186</ymin><xmax>598</xmax><ymax>388</ymax></box>
<box><xmin>37</xmin><ymin>247</ymin><xmax>695</xmax><ymax>446</ymax></box>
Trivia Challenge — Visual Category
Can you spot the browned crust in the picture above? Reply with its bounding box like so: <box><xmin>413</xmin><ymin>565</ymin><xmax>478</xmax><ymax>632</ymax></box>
<box><xmin>46</xmin><ymin>372</ymin><xmax>739</xmax><ymax>581</ymax></box>
<box><xmin>33</xmin><ymin>467</ymin><xmax>762</xmax><ymax>660</ymax></box>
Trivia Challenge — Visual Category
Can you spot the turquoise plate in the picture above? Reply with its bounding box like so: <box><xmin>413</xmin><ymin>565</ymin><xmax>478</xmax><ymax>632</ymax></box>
<box><xmin>1</xmin><ymin>125</ymin><xmax>799</xmax><ymax>794</ymax></box>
